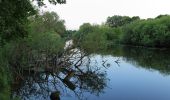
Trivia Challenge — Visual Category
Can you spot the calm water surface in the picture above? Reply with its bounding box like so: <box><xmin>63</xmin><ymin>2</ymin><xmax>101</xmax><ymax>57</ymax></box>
<box><xmin>13</xmin><ymin>46</ymin><xmax>170</xmax><ymax>100</ymax></box>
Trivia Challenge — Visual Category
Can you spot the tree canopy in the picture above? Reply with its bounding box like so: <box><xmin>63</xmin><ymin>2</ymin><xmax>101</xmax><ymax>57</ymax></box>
<box><xmin>106</xmin><ymin>15</ymin><xmax>140</xmax><ymax>28</ymax></box>
<box><xmin>34</xmin><ymin>0</ymin><xmax>66</xmax><ymax>6</ymax></box>
<box><xmin>0</xmin><ymin>0</ymin><xmax>66</xmax><ymax>46</ymax></box>
<box><xmin>0</xmin><ymin>0</ymin><xmax>36</xmax><ymax>45</ymax></box>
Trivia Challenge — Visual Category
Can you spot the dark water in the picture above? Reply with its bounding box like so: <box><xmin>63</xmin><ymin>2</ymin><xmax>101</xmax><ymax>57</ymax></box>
<box><xmin>13</xmin><ymin>46</ymin><xmax>170</xmax><ymax>100</ymax></box>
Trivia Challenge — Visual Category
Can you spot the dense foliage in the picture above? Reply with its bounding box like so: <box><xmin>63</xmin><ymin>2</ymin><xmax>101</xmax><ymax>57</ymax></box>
<box><xmin>0</xmin><ymin>0</ymin><xmax>66</xmax><ymax>46</ymax></box>
<box><xmin>0</xmin><ymin>48</ymin><xmax>10</xmax><ymax>100</ymax></box>
<box><xmin>0</xmin><ymin>0</ymin><xmax>66</xmax><ymax>98</ymax></box>
<box><xmin>73</xmin><ymin>23</ymin><xmax>122</xmax><ymax>53</ymax></box>
<box><xmin>0</xmin><ymin>11</ymin><xmax>65</xmax><ymax>99</ymax></box>
<box><xmin>74</xmin><ymin>15</ymin><xmax>170</xmax><ymax>50</ymax></box>
<box><xmin>28</xmin><ymin>11</ymin><xmax>65</xmax><ymax>54</ymax></box>
<box><xmin>106</xmin><ymin>15</ymin><xmax>140</xmax><ymax>28</ymax></box>
<box><xmin>0</xmin><ymin>0</ymin><xmax>36</xmax><ymax>45</ymax></box>
<box><xmin>121</xmin><ymin>16</ymin><xmax>170</xmax><ymax>47</ymax></box>
<box><xmin>34</xmin><ymin>0</ymin><xmax>66</xmax><ymax>6</ymax></box>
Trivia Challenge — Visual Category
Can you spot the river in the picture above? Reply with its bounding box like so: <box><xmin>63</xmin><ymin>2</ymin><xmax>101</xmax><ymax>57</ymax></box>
<box><xmin>12</xmin><ymin>46</ymin><xmax>170</xmax><ymax>100</ymax></box>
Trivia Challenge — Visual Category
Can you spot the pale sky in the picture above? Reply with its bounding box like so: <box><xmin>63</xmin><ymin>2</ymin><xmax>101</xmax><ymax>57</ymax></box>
<box><xmin>41</xmin><ymin>0</ymin><xmax>170</xmax><ymax>30</ymax></box>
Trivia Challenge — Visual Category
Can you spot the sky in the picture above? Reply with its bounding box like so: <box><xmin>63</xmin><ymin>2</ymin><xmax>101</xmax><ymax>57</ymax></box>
<box><xmin>41</xmin><ymin>0</ymin><xmax>170</xmax><ymax>30</ymax></box>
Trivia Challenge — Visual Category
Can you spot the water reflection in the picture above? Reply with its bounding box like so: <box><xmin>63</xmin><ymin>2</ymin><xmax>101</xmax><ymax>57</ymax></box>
<box><xmin>12</xmin><ymin>54</ymin><xmax>108</xmax><ymax>100</ymax></box>
<box><xmin>109</xmin><ymin>46</ymin><xmax>170</xmax><ymax>75</ymax></box>
<box><xmin>12</xmin><ymin>46</ymin><xmax>170</xmax><ymax>100</ymax></box>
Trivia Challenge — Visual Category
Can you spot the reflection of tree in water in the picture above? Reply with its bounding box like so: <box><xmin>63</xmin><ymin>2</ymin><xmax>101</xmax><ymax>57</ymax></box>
<box><xmin>12</xmin><ymin>50</ymin><xmax>107</xmax><ymax>100</ymax></box>
<box><xmin>122</xmin><ymin>47</ymin><xmax>170</xmax><ymax>75</ymax></box>
<box><xmin>78</xmin><ymin>71</ymin><xmax>106</xmax><ymax>96</ymax></box>
<box><xmin>109</xmin><ymin>45</ymin><xmax>170</xmax><ymax>75</ymax></box>
<box><xmin>13</xmin><ymin>73</ymin><xmax>57</xmax><ymax>99</ymax></box>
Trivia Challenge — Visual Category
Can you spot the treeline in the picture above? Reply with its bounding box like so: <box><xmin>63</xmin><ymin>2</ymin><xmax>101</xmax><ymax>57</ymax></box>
<box><xmin>121</xmin><ymin>15</ymin><xmax>170</xmax><ymax>47</ymax></box>
<box><xmin>74</xmin><ymin>15</ymin><xmax>170</xmax><ymax>52</ymax></box>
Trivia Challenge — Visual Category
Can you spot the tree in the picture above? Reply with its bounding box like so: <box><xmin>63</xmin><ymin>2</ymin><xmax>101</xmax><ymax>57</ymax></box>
<box><xmin>0</xmin><ymin>1</ymin><xmax>66</xmax><ymax>99</ymax></box>
<box><xmin>0</xmin><ymin>0</ymin><xmax>36</xmax><ymax>45</ymax></box>
<box><xmin>34</xmin><ymin>0</ymin><xmax>66</xmax><ymax>6</ymax></box>
<box><xmin>106</xmin><ymin>15</ymin><xmax>140</xmax><ymax>28</ymax></box>
<box><xmin>120</xmin><ymin>15</ymin><xmax>170</xmax><ymax>47</ymax></box>
<box><xmin>27</xmin><ymin>12</ymin><xmax>66</xmax><ymax>55</ymax></box>
<box><xmin>0</xmin><ymin>0</ymin><xmax>66</xmax><ymax>46</ymax></box>
<box><xmin>156</xmin><ymin>14</ymin><xmax>168</xmax><ymax>19</ymax></box>
<box><xmin>29</xmin><ymin>11</ymin><xmax>66</xmax><ymax>35</ymax></box>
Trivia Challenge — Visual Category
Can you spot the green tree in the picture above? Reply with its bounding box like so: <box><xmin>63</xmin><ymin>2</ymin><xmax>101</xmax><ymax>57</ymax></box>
<box><xmin>34</xmin><ymin>0</ymin><xmax>66</xmax><ymax>6</ymax></box>
<box><xmin>0</xmin><ymin>0</ymin><xmax>66</xmax><ymax>46</ymax></box>
<box><xmin>106</xmin><ymin>15</ymin><xmax>140</xmax><ymax>28</ymax></box>
<box><xmin>0</xmin><ymin>0</ymin><xmax>36</xmax><ymax>45</ymax></box>
<box><xmin>120</xmin><ymin>15</ymin><xmax>170</xmax><ymax>47</ymax></box>
<box><xmin>29</xmin><ymin>11</ymin><xmax>66</xmax><ymax>35</ymax></box>
<box><xmin>0</xmin><ymin>0</ymin><xmax>66</xmax><ymax>99</ymax></box>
